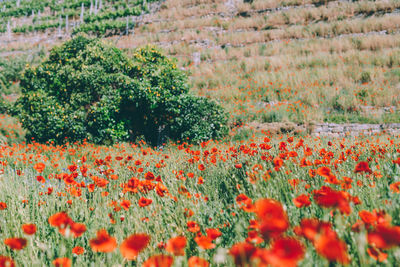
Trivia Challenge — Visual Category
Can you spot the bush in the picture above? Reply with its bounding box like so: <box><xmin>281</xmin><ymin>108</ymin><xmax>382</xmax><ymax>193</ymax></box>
<box><xmin>14</xmin><ymin>34</ymin><xmax>227</xmax><ymax>145</ymax></box>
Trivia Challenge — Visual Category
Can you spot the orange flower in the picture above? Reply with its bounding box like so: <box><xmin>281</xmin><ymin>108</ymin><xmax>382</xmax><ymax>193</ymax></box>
<box><xmin>198</xmin><ymin>164</ymin><xmax>205</xmax><ymax>171</ymax></box>
<box><xmin>293</xmin><ymin>194</ymin><xmax>311</xmax><ymax>208</ymax></box>
<box><xmin>120</xmin><ymin>200</ymin><xmax>131</xmax><ymax>211</ymax></box>
<box><xmin>194</xmin><ymin>235</ymin><xmax>215</xmax><ymax>250</ymax></box>
<box><xmin>144</xmin><ymin>171</ymin><xmax>155</xmax><ymax>181</ymax></box>
<box><xmin>354</xmin><ymin>161</ymin><xmax>372</xmax><ymax>174</ymax></box>
<box><xmin>36</xmin><ymin>175</ymin><xmax>46</xmax><ymax>183</ymax></box>
<box><xmin>70</xmin><ymin>222</ymin><xmax>86</xmax><ymax>238</ymax></box>
<box><xmin>229</xmin><ymin>242</ymin><xmax>257</xmax><ymax>267</ymax></box>
<box><xmin>72</xmin><ymin>246</ymin><xmax>85</xmax><ymax>255</ymax></box>
<box><xmin>120</xmin><ymin>233</ymin><xmax>150</xmax><ymax>260</ymax></box>
<box><xmin>89</xmin><ymin>229</ymin><xmax>117</xmax><ymax>253</ymax></box>
<box><xmin>261</xmin><ymin>237</ymin><xmax>305</xmax><ymax>267</ymax></box>
<box><xmin>188</xmin><ymin>256</ymin><xmax>209</xmax><ymax>267</ymax></box>
<box><xmin>255</xmin><ymin>199</ymin><xmax>289</xmax><ymax>240</ymax></box>
<box><xmin>4</xmin><ymin>238</ymin><xmax>27</xmax><ymax>250</ymax></box>
<box><xmin>234</xmin><ymin>164</ymin><xmax>242</xmax><ymax>169</ymax></box>
<box><xmin>389</xmin><ymin>181</ymin><xmax>400</xmax><ymax>193</ymax></box>
<box><xmin>142</xmin><ymin>254</ymin><xmax>173</xmax><ymax>267</ymax></box>
<box><xmin>33</xmin><ymin>162</ymin><xmax>45</xmax><ymax>173</ymax></box>
<box><xmin>22</xmin><ymin>224</ymin><xmax>37</xmax><ymax>235</ymax></box>
<box><xmin>187</xmin><ymin>221</ymin><xmax>200</xmax><ymax>233</ymax></box>
<box><xmin>52</xmin><ymin>257</ymin><xmax>71</xmax><ymax>267</ymax></box>
<box><xmin>138</xmin><ymin>197</ymin><xmax>153</xmax><ymax>207</ymax></box>
<box><xmin>0</xmin><ymin>256</ymin><xmax>15</xmax><ymax>267</ymax></box>
<box><xmin>367</xmin><ymin>225</ymin><xmax>400</xmax><ymax>249</ymax></box>
<box><xmin>313</xmin><ymin>186</ymin><xmax>351</xmax><ymax>215</ymax></box>
<box><xmin>367</xmin><ymin>247</ymin><xmax>387</xmax><ymax>262</ymax></box>
<box><xmin>48</xmin><ymin>212</ymin><xmax>72</xmax><ymax>228</ymax></box>
<box><xmin>166</xmin><ymin>236</ymin><xmax>186</xmax><ymax>256</ymax></box>
<box><xmin>0</xmin><ymin>202</ymin><xmax>7</xmax><ymax>210</ymax></box>
<box><xmin>204</xmin><ymin>229</ymin><xmax>220</xmax><ymax>241</ymax></box>
<box><xmin>294</xmin><ymin>218</ymin><xmax>332</xmax><ymax>242</ymax></box>
<box><xmin>314</xmin><ymin>229</ymin><xmax>350</xmax><ymax>265</ymax></box>
<box><xmin>273</xmin><ymin>158</ymin><xmax>284</xmax><ymax>171</ymax></box>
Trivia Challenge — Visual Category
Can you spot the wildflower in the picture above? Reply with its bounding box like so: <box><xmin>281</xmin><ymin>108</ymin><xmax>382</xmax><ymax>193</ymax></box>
<box><xmin>142</xmin><ymin>254</ymin><xmax>173</xmax><ymax>267</ymax></box>
<box><xmin>188</xmin><ymin>256</ymin><xmax>209</xmax><ymax>267</ymax></box>
<box><xmin>229</xmin><ymin>242</ymin><xmax>257</xmax><ymax>267</ymax></box>
<box><xmin>293</xmin><ymin>195</ymin><xmax>311</xmax><ymax>208</ymax></box>
<box><xmin>33</xmin><ymin>162</ymin><xmax>45</xmax><ymax>173</ymax></box>
<box><xmin>120</xmin><ymin>233</ymin><xmax>150</xmax><ymax>260</ymax></box>
<box><xmin>354</xmin><ymin>161</ymin><xmax>372</xmax><ymax>174</ymax></box>
<box><xmin>138</xmin><ymin>197</ymin><xmax>153</xmax><ymax>207</ymax></box>
<box><xmin>22</xmin><ymin>224</ymin><xmax>37</xmax><ymax>235</ymax></box>
<box><xmin>166</xmin><ymin>236</ymin><xmax>186</xmax><ymax>256</ymax></box>
<box><xmin>255</xmin><ymin>199</ymin><xmax>289</xmax><ymax>240</ymax></box>
<box><xmin>72</xmin><ymin>246</ymin><xmax>85</xmax><ymax>255</ymax></box>
<box><xmin>52</xmin><ymin>258</ymin><xmax>71</xmax><ymax>267</ymax></box>
<box><xmin>89</xmin><ymin>229</ymin><xmax>117</xmax><ymax>253</ymax></box>
<box><xmin>4</xmin><ymin>238</ymin><xmax>27</xmax><ymax>250</ymax></box>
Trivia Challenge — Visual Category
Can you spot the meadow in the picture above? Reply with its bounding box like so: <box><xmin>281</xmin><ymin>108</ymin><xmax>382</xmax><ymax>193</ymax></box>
<box><xmin>0</xmin><ymin>0</ymin><xmax>400</xmax><ymax>266</ymax></box>
<box><xmin>1</xmin><ymin>130</ymin><xmax>400</xmax><ymax>266</ymax></box>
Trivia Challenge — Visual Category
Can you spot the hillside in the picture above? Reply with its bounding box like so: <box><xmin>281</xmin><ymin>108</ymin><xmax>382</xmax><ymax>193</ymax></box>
<box><xmin>1</xmin><ymin>0</ymin><xmax>399</xmax><ymax>130</ymax></box>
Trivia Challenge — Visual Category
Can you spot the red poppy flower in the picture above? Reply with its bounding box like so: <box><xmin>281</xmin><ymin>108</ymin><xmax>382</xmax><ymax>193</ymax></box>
<box><xmin>166</xmin><ymin>236</ymin><xmax>186</xmax><ymax>256</ymax></box>
<box><xmin>36</xmin><ymin>175</ymin><xmax>46</xmax><ymax>183</ymax></box>
<box><xmin>0</xmin><ymin>202</ymin><xmax>7</xmax><ymax>210</ymax></box>
<box><xmin>70</xmin><ymin>222</ymin><xmax>86</xmax><ymax>238</ymax></box>
<box><xmin>120</xmin><ymin>200</ymin><xmax>131</xmax><ymax>211</ymax></box>
<box><xmin>206</xmin><ymin>228</ymin><xmax>222</xmax><ymax>240</ymax></box>
<box><xmin>52</xmin><ymin>257</ymin><xmax>71</xmax><ymax>267</ymax></box>
<box><xmin>0</xmin><ymin>256</ymin><xmax>15</xmax><ymax>267</ymax></box>
<box><xmin>354</xmin><ymin>161</ymin><xmax>372</xmax><ymax>174</ymax></box>
<box><xmin>144</xmin><ymin>171</ymin><xmax>155</xmax><ymax>180</ymax></box>
<box><xmin>72</xmin><ymin>246</ymin><xmax>85</xmax><ymax>255</ymax></box>
<box><xmin>229</xmin><ymin>242</ymin><xmax>257</xmax><ymax>267</ymax></box>
<box><xmin>22</xmin><ymin>224</ymin><xmax>37</xmax><ymax>235</ymax></box>
<box><xmin>120</xmin><ymin>233</ymin><xmax>150</xmax><ymax>260</ymax></box>
<box><xmin>188</xmin><ymin>256</ymin><xmax>209</xmax><ymax>267</ymax></box>
<box><xmin>187</xmin><ymin>221</ymin><xmax>200</xmax><ymax>233</ymax></box>
<box><xmin>367</xmin><ymin>224</ymin><xmax>400</xmax><ymax>249</ymax></box>
<box><xmin>194</xmin><ymin>235</ymin><xmax>215</xmax><ymax>250</ymax></box>
<box><xmin>89</xmin><ymin>229</ymin><xmax>117</xmax><ymax>253</ymax></box>
<box><xmin>138</xmin><ymin>197</ymin><xmax>152</xmax><ymax>207</ymax></box>
<box><xmin>198</xmin><ymin>164</ymin><xmax>205</xmax><ymax>171</ymax></box>
<box><xmin>316</xmin><ymin>166</ymin><xmax>340</xmax><ymax>184</ymax></box>
<box><xmin>33</xmin><ymin>162</ymin><xmax>45</xmax><ymax>173</ymax></box>
<box><xmin>142</xmin><ymin>254</ymin><xmax>173</xmax><ymax>267</ymax></box>
<box><xmin>273</xmin><ymin>157</ymin><xmax>284</xmax><ymax>171</ymax></box>
<box><xmin>367</xmin><ymin>246</ymin><xmax>387</xmax><ymax>262</ymax></box>
<box><xmin>255</xmin><ymin>199</ymin><xmax>289</xmax><ymax>240</ymax></box>
<box><xmin>261</xmin><ymin>237</ymin><xmax>305</xmax><ymax>267</ymax></box>
<box><xmin>313</xmin><ymin>186</ymin><xmax>351</xmax><ymax>215</ymax></box>
<box><xmin>294</xmin><ymin>218</ymin><xmax>332</xmax><ymax>242</ymax></box>
<box><xmin>293</xmin><ymin>194</ymin><xmax>311</xmax><ymax>208</ymax></box>
<box><xmin>4</xmin><ymin>238</ymin><xmax>27</xmax><ymax>250</ymax></box>
<box><xmin>314</xmin><ymin>229</ymin><xmax>350</xmax><ymax>265</ymax></box>
<box><xmin>48</xmin><ymin>212</ymin><xmax>72</xmax><ymax>229</ymax></box>
<box><xmin>246</xmin><ymin>230</ymin><xmax>264</xmax><ymax>244</ymax></box>
<box><xmin>234</xmin><ymin>164</ymin><xmax>242</xmax><ymax>169</ymax></box>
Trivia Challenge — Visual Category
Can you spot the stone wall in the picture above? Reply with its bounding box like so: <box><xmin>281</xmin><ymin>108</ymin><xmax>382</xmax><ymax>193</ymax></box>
<box><xmin>312</xmin><ymin>123</ymin><xmax>400</xmax><ymax>137</ymax></box>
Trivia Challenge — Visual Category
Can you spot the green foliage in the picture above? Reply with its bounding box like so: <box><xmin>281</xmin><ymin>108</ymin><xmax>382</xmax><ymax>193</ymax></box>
<box><xmin>359</xmin><ymin>71</ymin><xmax>371</xmax><ymax>84</ymax></box>
<box><xmin>14</xmin><ymin>34</ymin><xmax>227</xmax><ymax>145</ymax></box>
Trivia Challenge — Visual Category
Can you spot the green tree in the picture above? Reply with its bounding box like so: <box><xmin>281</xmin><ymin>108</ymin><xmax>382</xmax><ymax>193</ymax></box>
<box><xmin>14</xmin><ymin>34</ymin><xmax>227</xmax><ymax>145</ymax></box>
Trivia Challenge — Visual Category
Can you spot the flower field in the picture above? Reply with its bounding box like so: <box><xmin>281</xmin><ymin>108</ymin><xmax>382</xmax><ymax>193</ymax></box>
<box><xmin>1</xmin><ymin>0</ymin><xmax>400</xmax><ymax>266</ymax></box>
<box><xmin>1</xmin><ymin>131</ymin><xmax>400</xmax><ymax>266</ymax></box>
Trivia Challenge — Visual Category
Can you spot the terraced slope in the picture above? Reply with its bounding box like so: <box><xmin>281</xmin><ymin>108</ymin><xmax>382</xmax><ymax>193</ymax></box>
<box><xmin>1</xmin><ymin>0</ymin><xmax>400</xmax><ymax>127</ymax></box>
